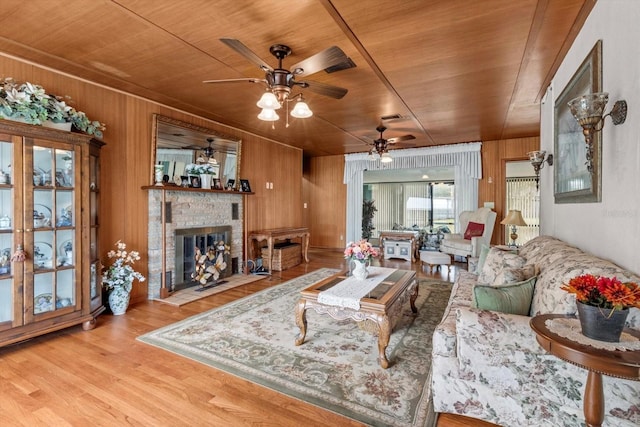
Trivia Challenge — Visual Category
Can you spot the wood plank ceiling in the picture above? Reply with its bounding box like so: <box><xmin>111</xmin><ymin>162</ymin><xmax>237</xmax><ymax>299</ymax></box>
<box><xmin>0</xmin><ymin>0</ymin><xmax>593</xmax><ymax>157</ymax></box>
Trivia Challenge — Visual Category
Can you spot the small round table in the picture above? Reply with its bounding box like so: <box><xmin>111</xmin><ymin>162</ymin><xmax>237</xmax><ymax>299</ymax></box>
<box><xmin>530</xmin><ymin>314</ymin><xmax>640</xmax><ymax>427</ymax></box>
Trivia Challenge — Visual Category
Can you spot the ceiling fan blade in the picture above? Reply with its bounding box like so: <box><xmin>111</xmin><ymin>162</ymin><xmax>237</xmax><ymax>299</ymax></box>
<box><xmin>302</xmin><ymin>80</ymin><xmax>348</xmax><ymax>99</ymax></box>
<box><xmin>203</xmin><ymin>77</ymin><xmax>266</xmax><ymax>84</ymax></box>
<box><xmin>387</xmin><ymin>135</ymin><xmax>416</xmax><ymax>144</ymax></box>
<box><xmin>220</xmin><ymin>38</ymin><xmax>273</xmax><ymax>72</ymax></box>
<box><xmin>290</xmin><ymin>46</ymin><xmax>349</xmax><ymax>77</ymax></box>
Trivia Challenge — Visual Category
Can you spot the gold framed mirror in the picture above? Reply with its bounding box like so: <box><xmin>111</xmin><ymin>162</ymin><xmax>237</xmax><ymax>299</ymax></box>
<box><xmin>151</xmin><ymin>114</ymin><xmax>241</xmax><ymax>187</ymax></box>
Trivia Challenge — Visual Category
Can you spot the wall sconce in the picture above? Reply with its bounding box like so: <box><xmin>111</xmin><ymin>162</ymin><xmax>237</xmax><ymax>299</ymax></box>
<box><xmin>500</xmin><ymin>210</ymin><xmax>527</xmax><ymax>247</ymax></box>
<box><xmin>567</xmin><ymin>92</ymin><xmax>627</xmax><ymax>173</ymax></box>
<box><xmin>527</xmin><ymin>150</ymin><xmax>553</xmax><ymax>189</ymax></box>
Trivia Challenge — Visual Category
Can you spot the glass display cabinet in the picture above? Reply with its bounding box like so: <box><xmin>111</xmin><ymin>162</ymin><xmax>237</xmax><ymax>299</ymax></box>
<box><xmin>0</xmin><ymin>120</ymin><xmax>104</xmax><ymax>347</ymax></box>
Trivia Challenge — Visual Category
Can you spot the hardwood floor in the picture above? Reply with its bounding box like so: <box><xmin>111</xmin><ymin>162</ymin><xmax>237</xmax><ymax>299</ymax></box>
<box><xmin>0</xmin><ymin>249</ymin><xmax>496</xmax><ymax>427</ymax></box>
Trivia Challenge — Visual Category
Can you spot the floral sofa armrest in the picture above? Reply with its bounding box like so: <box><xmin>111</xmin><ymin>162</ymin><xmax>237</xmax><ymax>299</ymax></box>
<box><xmin>455</xmin><ymin>307</ymin><xmax>548</xmax><ymax>359</ymax></box>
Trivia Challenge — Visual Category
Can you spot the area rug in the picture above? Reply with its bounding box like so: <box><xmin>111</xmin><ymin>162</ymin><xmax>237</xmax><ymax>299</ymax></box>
<box><xmin>156</xmin><ymin>273</ymin><xmax>268</xmax><ymax>306</ymax></box>
<box><xmin>138</xmin><ymin>268</ymin><xmax>452</xmax><ymax>426</ymax></box>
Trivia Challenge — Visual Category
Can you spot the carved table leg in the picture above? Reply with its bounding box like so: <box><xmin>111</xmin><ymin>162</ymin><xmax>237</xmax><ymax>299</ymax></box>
<box><xmin>376</xmin><ymin>315</ymin><xmax>391</xmax><ymax>369</ymax></box>
<box><xmin>584</xmin><ymin>370</ymin><xmax>604</xmax><ymax>427</ymax></box>
<box><xmin>409</xmin><ymin>281</ymin><xmax>419</xmax><ymax>314</ymax></box>
<box><xmin>294</xmin><ymin>299</ymin><xmax>308</xmax><ymax>346</ymax></box>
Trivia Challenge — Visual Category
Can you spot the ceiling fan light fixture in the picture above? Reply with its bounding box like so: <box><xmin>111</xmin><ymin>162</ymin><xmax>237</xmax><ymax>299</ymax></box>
<box><xmin>258</xmin><ymin>108</ymin><xmax>279</xmax><ymax>121</ymax></box>
<box><xmin>256</xmin><ymin>91</ymin><xmax>281</xmax><ymax>109</ymax></box>
<box><xmin>290</xmin><ymin>98</ymin><xmax>313</xmax><ymax>118</ymax></box>
<box><xmin>380</xmin><ymin>152</ymin><xmax>393</xmax><ymax>163</ymax></box>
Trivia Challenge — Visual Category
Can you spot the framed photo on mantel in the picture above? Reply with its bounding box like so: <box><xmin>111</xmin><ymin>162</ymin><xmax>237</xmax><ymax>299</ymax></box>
<box><xmin>239</xmin><ymin>179</ymin><xmax>252</xmax><ymax>193</ymax></box>
<box><xmin>554</xmin><ymin>39</ymin><xmax>602</xmax><ymax>204</ymax></box>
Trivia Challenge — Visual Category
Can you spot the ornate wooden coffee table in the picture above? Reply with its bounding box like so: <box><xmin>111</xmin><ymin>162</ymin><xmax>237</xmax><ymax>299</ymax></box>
<box><xmin>294</xmin><ymin>269</ymin><xmax>418</xmax><ymax>368</ymax></box>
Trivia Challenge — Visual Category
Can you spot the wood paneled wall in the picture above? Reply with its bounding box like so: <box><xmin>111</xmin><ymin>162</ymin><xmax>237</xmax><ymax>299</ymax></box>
<box><xmin>0</xmin><ymin>54</ymin><xmax>303</xmax><ymax>303</ymax></box>
<box><xmin>303</xmin><ymin>155</ymin><xmax>346</xmax><ymax>248</ymax></box>
<box><xmin>478</xmin><ymin>136</ymin><xmax>540</xmax><ymax>245</ymax></box>
<box><xmin>241</xmin><ymin>138</ymin><xmax>303</xmax><ymax>233</ymax></box>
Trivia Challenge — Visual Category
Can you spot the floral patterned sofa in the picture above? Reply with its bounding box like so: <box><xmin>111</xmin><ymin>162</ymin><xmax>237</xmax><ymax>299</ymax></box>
<box><xmin>431</xmin><ymin>235</ymin><xmax>640</xmax><ymax>426</ymax></box>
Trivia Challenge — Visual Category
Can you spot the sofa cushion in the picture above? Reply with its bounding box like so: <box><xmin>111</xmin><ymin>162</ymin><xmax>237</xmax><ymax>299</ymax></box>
<box><xmin>492</xmin><ymin>264</ymin><xmax>536</xmax><ymax>286</ymax></box>
<box><xmin>472</xmin><ymin>276</ymin><xmax>537</xmax><ymax>315</ymax></box>
<box><xmin>463</xmin><ymin>221</ymin><xmax>484</xmax><ymax>240</ymax></box>
<box><xmin>478</xmin><ymin>247</ymin><xmax>526</xmax><ymax>284</ymax></box>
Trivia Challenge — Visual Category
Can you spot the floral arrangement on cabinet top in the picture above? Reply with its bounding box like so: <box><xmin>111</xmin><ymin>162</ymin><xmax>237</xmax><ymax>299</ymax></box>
<box><xmin>0</xmin><ymin>77</ymin><xmax>105</xmax><ymax>137</ymax></box>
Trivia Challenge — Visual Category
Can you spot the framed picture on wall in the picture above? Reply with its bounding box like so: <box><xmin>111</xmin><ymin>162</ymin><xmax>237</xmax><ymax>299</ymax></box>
<box><xmin>240</xmin><ymin>179</ymin><xmax>252</xmax><ymax>193</ymax></box>
<box><xmin>554</xmin><ymin>39</ymin><xmax>602</xmax><ymax>204</ymax></box>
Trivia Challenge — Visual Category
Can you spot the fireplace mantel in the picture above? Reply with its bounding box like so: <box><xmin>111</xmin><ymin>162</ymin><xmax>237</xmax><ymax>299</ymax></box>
<box><xmin>142</xmin><ymin>185</ymin><xmax>254</xmax><ymax>195</ymax></box>
<box><xmin>146</xmin><ymin>187</ymin><xmax>248</xmax><ymax>299</ymax></box>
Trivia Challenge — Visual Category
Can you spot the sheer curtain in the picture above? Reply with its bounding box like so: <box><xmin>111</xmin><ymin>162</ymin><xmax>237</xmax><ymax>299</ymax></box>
<box><xmin>344</xmin><ymin>143</ymin><xmax>482</xmax><ymax>243</ymax></box>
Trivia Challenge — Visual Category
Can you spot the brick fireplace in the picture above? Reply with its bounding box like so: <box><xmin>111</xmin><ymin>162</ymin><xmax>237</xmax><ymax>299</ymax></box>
<box><xmin>147</xmin><ymin>189</ymin><xmax>244</xmax><ymax>299</ymax></box>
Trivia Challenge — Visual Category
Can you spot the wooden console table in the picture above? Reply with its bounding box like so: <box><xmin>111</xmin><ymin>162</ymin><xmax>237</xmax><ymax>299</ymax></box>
<box><xmin>530</xmin><ymin>314</ymin><xmax>640</xmax><ymax>427</ymax></box>
<box><xmin>248</xmin><ymin>227</ymin><xmax>310</xmax><ymax>272</ymax></box>
<box><xmin>379</xmin><ymin>231</ymin><xmax>420</xmax><ymax>262</ymax></box>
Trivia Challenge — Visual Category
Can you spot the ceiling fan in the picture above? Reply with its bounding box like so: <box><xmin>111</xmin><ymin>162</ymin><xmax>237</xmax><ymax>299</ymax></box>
<box><xmin>183</xmin><ymin>137</ymin><xmax>218</xmax><ymax>164</ymax></box>
<box><xmin>368</xmin><ymin>125</ymin><xmax>415</xmax><ymax>162</ymax></box>
<box><xmin>203</xmin><ymin>38</ymin><xmax>351</xmax><ymax>115</ymax></box>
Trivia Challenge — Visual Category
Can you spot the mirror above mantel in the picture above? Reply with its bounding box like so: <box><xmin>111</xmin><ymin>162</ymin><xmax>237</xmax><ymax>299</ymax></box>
<box><xmin>151</xmin><ymin>114</ymin><xmax>241</xmax><ymax>187</ymax></box>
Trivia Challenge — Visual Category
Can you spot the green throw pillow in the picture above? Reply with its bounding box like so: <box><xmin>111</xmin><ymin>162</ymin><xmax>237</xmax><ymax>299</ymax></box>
<box><xmin>472</xmin><ymin>276</ymin><xmax>537</xmax><ymax>315</ymax></box>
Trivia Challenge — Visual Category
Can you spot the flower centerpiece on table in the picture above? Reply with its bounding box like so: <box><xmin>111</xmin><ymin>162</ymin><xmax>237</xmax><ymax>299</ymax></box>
<box><xmin>191</xmin><ymin>241</ymin><xmax>229</xmax><ymax>286</ymax></box>
<box><xmin>102</xmin><ymin>240</ymin><xmax>146</xmax><ymax>293</ymax></box>
<box><xmin>344</xmin><ymin>239</ymin><xmax>379</xmax><ymax>264</ymax></box>
<box><xmin>561</xmin><ymin>273</ymin><xmax>640</xmax><ymax>342</ymax></box>
<box><xmin>561</xmin><ymin>274</ymin><xmax>640</xmax><ymax>315</ymax></box>
<box><xmin>0</xmin><ymin>77</ymin><xmax>106</xmax><ymax>137</ymax></box>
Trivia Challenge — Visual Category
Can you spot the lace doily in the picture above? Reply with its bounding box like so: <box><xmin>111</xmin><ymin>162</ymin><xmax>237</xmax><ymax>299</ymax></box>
<box><xmin>318</xmin><ymin>267</ymin><xmax>397</xmax><ymax>310</ymax></box>
<box><xmin>545</xmin><ymin>318</ymin><xmax>640</xmax><ymax>351</ymax></box>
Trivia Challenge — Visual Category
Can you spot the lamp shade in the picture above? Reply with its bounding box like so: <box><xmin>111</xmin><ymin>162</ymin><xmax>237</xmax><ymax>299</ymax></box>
<box><xmin>380</xmin><ymin>152</ymin><xmax>393</xmax><ymax>163</ymax></box>
<box><xmin>567</xmin><ymin>92</ymin><xmax>609</xmax><ymax>122</ymax></box>
<box><xmin>528</xmin><ymin>150</ymin><xmax>546</xmax><ymax>164</ymax></box>
<box><xmin>290</xmin><ymin>99</ymin><xmax>313</xmax><ymax>118</ymax></box>
<box><xmin>257</xmin><ymin>108</ymin><xmax>279</xmax><ymax>121</ymax></box>
<box><xmin>256</xmin><ymin>92</ymin><xmax>281</xmax><ymax>110</ymax></box>
<box><xmin>500</xmin><ymin>210</ymin><xmax>527</xmax><ymax>226</ymax></box>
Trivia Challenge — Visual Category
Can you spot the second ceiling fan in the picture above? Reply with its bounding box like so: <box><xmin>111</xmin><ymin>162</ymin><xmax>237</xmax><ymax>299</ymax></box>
<box><xmin>204</xmin><ymin>38</ymin><xmax>352</xmax><ymax>121</ymax></box>
<box><xmin>368</xmin><ymin>125</ymin><xmax>415</xmax><ymax>162</ymax></box>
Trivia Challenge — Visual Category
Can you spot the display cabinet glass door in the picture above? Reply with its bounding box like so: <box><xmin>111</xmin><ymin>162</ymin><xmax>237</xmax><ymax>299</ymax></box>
<box><xmin>88</xmin><ymin>140</ymin><xmax>102</xmax><ymax>312</ymax></box>
<box><xmin>0</xmin><ymin>135</ymin><xmax>17</xmax><ymax>330</ymax></box>
<box><xmin>24</xmin><ymin>139</ymin><xmax>81</xmax><ymax>321</ymax></box>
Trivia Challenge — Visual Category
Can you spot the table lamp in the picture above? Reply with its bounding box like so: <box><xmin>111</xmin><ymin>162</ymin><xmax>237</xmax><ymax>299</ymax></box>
<box><xmin>500</xmin><ymin>210</ymin><xmax>527</xmax><ymax>247</ymax></box>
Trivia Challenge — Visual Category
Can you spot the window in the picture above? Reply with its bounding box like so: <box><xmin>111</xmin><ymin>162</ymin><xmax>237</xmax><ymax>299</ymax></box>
<box><xmin>364</xmin><ymin>181</ymin><xmax>455</xmax><ymax>235</ymax></box>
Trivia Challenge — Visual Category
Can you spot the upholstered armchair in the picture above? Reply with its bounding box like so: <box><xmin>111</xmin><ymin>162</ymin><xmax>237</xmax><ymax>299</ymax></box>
<box><xmin>439</xmin><ymin>207</ymin><xmax>497</xmax><ymax>259</ymax></box>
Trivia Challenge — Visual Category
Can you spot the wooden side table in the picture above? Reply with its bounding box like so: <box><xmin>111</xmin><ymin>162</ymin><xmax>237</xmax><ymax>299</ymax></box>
<box><xmin>530</xmin><ymin>314</ymin><xmax>640</xmax><ymax>427</ymax></box>
<box><xmin>248</xmin><ymin>227</ymin><xmax>310</xmax><ymax>273</ymax></box>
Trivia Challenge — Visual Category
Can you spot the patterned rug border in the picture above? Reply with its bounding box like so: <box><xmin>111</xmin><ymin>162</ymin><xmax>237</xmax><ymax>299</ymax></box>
<box><xmin>138</xmin><ymin>269</ymin><xmax>451</xmax><ymax>426</ymax></box>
